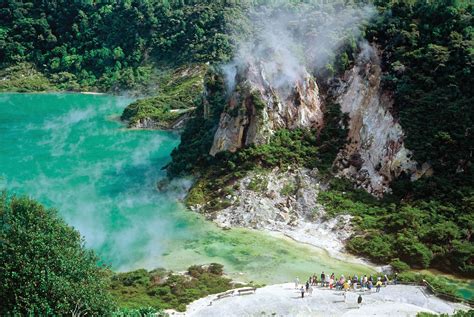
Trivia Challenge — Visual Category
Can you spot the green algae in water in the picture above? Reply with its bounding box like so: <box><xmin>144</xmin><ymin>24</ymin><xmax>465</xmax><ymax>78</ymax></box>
<box><xmin>0</xmin><ymin>93</ymin><xmax>410</xmax><ymax>285</ymax></box>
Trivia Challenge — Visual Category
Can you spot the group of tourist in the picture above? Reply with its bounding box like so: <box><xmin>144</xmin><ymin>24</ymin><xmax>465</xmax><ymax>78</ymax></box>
<box><xmin>295</xmin><ymin>271</ymin><xmax>398</xmax><ymax>299</ymax></box>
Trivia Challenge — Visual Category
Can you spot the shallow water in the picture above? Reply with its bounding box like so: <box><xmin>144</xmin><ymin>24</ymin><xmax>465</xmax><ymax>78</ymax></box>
<box><xmin>1</xmin><ymin>93</ymin><xmax>377</xmax><ymax>283</ymax></box>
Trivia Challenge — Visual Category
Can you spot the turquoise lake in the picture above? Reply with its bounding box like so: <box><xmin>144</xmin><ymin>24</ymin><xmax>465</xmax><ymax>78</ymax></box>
<box><xmin>5</xmin><ymin>93</ymin><xmax>471</xmax><ymax>293</ymax></box>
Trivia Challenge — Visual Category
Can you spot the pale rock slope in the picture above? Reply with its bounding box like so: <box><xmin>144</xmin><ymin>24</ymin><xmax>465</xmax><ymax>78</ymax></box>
<box><xmin>204</xmin><ymin>167</ymin><xmax>358</xmax><ymax>263</ymax></box>
<box><xmin>333</xmin><ymin>44</ymin><xmax>421</xmax><ymax>195</ymax></box>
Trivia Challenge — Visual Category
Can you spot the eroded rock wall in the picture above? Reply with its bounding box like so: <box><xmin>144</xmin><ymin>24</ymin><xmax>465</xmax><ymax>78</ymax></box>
<box><xmin>210</xmin><ymin>61</ymin><xmax>324</xmax><ymax>156</ymax></box>
<box><xmin>333</xmin><ymin>44</ymin><xmax>418</xmax><ymax>195</ymax></box>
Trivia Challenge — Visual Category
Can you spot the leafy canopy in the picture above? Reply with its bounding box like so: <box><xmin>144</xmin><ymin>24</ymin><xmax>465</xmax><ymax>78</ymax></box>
<box><xmin>0</xmin><ymin>193</ymin><xmax>115</xmax><ymax>315</ymax></box>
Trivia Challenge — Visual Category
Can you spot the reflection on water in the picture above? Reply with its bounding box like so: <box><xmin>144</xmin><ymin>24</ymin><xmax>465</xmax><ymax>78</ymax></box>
<box><xmin>1</xmin><ymin>93</ymin><xmax>377</xmax><ymax>284</ymax></box>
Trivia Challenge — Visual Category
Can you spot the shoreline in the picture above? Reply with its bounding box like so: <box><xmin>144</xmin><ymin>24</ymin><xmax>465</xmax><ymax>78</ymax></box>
<box><xmin>265</xmin><ymin>229</ymin><xmax>384</xmax><ymax>272</ymax></box>
<box><xmin>0</xmin><ymin>90</ymin><xmax>107</xmax><ymax>95</ymax></box>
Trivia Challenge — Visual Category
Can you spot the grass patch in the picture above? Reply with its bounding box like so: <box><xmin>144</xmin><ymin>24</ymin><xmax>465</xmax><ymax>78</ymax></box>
<box><xmin>248</xmin><ymin>175</ymin><xmax>268</xmax><ymax>192</ymax></box>
<box><xmin>280</xmin><ymin>182</ymin><xmax>296</xmax><ymax>196</ymax></box>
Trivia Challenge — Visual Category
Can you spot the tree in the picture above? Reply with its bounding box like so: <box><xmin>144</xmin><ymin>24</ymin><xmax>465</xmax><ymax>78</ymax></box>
<box><xmin>0</xmin><ymin>192</ymin><xmax>115</xmax><ymax>315</ymax></box>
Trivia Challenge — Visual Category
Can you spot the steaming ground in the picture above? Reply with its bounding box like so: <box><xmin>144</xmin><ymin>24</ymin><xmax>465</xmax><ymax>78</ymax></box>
<box><xmin>0</xmin><ymin>93</ymin><xmax>377</xmax><ymax>282</ymax></box>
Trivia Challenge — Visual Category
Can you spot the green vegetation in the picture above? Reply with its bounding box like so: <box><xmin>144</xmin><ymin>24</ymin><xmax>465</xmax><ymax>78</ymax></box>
<box><xmin>280</xmin><ymin>182</ymin><xmax>296</xmax><ymax>196</ymax></box>
<box><xmin>248</xmin><ymin>174</ymin><xmax>269</xmax><ymax>192</ymax></box>
<box><xmin>0</xmin><ymin>63</ymin><xmax>56</xmax><ymax>92</ymax></box>
<box><xmin>109</xmin><ymin>264</ymin><xmax>235</xmax><ymax>312</ymax></box>
<box><xmin>121</xmin><ymin>64</ymin><xmax>208</xmax><ymax>128</ymax></box>
<box><xmin>167</xmin><ymin>67</ymin><xmax>228</xmax><ymax>177</ymax></box>
<box><xmin>369</xmin><ymin>0</ymin><xmax>473</xmax><ymax>179</ymax></box>
<box><xmin>396</xmin><ymin>271</ymin><xmax>474</xmax><ymax>304</ymax></box>
<box><xmin>319</xmin><ymin>178</ymin><xmax>473</xmax><ymax>276</ymax></box>
<box><xmin>0</xmin><ymin>192</ymin><xmax>115</xmax><ymax>315</ymax></box>
<box><xmin>112</xmin><ymin>307</ymin><xmax>162</xmax><ymax>317</ymax></box>
<box><xmin>366</xmin><ymin>0</ymin><xmax>474</xmax><ymax>260</ymax></box>
<box><xmin>182</xmin><ymin>125</ymin><xmax>349</xmax><ymax>213</ymax></box>
<box><xmin>0</xmin><ymin>1</ymin><xmax>243</xmax><ymax>92</ymax></box>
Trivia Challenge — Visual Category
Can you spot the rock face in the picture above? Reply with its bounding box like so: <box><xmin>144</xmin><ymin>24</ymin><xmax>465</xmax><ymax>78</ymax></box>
<box><xmin>333</xmin><ymin>44</ymin><xmax>418</xmax><ymax>195</ymax></box>
<box><xmin>209</xmin><ymin>61</ymin><xmax>324</xmax><ymax>156</ymax></box>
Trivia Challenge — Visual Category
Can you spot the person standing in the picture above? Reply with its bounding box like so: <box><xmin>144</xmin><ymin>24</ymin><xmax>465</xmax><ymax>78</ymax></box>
<box><xmin>383</xmin><ymin>274</ymin><xmax>389</xmax><ymax>286</ymax></box>
<box><xmin>300</xmin><ymin>286</ymin><xmax>305</xmax><ymax>298</ymax></box>
<box><xmin>376</xmin><ymin>278</ymin><xmax>383</xmax><ymax>292</ymax></box>
<box><xmin>358</xmin><ymin>294</ymin><xmax>363</xmax><ymax>308</ymax></box>
<box><xmin>343</xmin><ymin>280</ymin><xmax>350</xmax><ymax>292</ymax></box>
<box><xmin>306</xmin><ymin>280</ymin><xmax>310</xmax><ymax>292</ymax></box>
<box><xmin>321</xmin><ymin>271</ymin><xmax>326</xmax><ymax>287</ymax></box>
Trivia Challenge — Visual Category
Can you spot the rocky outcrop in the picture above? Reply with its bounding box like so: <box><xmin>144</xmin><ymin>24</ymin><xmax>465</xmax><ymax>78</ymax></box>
<box><xmin>121</xmin><ymin>64</ymin><xmax>207</xmax><ymax>131</ymax></box>
<box><xmin>190</xmin><ymin>167</ymin><xmax>355</xmax><ymax>258</ymax></box>
<box><xmin>209</xmin><ymin>61</ymin><xmax>324</xmax><ymax>156</ymax></box>
<box><xmin>332</xmin><ymin>44</ymin><xmax>418</xmax><ymax>195</ymax></box>
<box><xmin>128</xmin><ymin>109</ymin><xmax>194</xmax><ymax>130</ymax></box>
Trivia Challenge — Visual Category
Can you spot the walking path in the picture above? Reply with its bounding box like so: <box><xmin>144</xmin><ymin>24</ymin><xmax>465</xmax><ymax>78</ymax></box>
<box><xmin>166</xmin><ymin>283</ymin><xmax>470</xmax><ymax>317</ymax></box>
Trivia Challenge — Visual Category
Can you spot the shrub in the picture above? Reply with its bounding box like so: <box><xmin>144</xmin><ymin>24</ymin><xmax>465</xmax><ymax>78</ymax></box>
<box><xmin>110</xmin><ymin>265</ymin><xmax>235</xmax><ymax>312</ymax></box>
<box><xmin>395</xmin><ymin>234</ymin><xmax>433</xmax><ymax>269</ymax></box>
<box><xmin>0</xmin><ymin>193</ymin><xmax>115</xmax><ymax>315</ymax></box>
<box><xmin>390</xmin><ymin>259</ymin><xmax>410</xmax><ymax>273</ymax></box>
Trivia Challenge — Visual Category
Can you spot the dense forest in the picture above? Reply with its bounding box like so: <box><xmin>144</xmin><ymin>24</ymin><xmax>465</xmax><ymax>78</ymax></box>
<box><xmin>0</xmin><ymin>0</ymin><xmax>243</xmax><ymax>91</ymax></box>
<box><xmin>1</xmin><ymin>0</ymin><xmax>473</xmax><ymax>312</ymax></box>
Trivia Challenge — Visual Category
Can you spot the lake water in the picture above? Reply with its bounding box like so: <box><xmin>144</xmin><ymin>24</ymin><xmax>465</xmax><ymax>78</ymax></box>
<box><xmin>0</xmin><ymin>92</ymin><xmax>391</xmax><ymax>283</ymax></box>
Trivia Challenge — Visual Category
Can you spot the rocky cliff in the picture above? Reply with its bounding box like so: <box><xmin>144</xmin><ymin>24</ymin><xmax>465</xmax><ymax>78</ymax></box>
<box><xmin>332</xmin><ymin>44</ymin><xmax>420</xmax><ymax>195</ymax></box>
<box><xmin>209</xmin><ymin>61</ymin><xmax>324</xmax><ymax>156</ymax></box>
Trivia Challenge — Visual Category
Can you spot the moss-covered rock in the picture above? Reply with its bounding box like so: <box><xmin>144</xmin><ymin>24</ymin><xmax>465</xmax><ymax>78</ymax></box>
<box><xmin>121</xmin><ymin>64</ymin><xmax>208</xmax><ymax>129</ymax></box>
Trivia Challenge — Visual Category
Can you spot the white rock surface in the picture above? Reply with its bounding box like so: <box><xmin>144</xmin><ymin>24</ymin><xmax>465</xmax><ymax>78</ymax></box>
<box><xmin>200</xmin><ymin>167</ymin><xmax>377</xmax><ymax>268</ymax></box>
<box><xmin>167</xmin><ymin>284</ymin><xmax>469</xmax><ymax>317</ymax></box>
<box><xmin>333</xmin><ymin>44</ymin><xmax>419</xmax><ymax>196</ymax></box>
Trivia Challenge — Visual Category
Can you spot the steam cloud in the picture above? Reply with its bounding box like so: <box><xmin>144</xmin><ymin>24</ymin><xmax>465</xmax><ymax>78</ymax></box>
<box><xmin>223</xmin><ymin>3</ymin><xmax>376</xmax><ymax>92</ymax></box>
